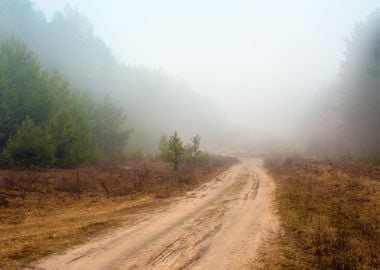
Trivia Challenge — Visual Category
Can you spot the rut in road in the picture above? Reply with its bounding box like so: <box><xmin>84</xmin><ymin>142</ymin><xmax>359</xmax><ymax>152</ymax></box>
<box><xmin>37</xmin><ymin>159</ymin><xmax>278</xmax><ymax>270</ymax></box>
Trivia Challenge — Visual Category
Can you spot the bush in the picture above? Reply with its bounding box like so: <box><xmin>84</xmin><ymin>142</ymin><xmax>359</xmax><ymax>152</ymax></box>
<box><xmin>3</xmin><ymin>117</ymin><xmax>55</xmax><ymax>167</ymax></box>
<box><xmin>159</xmin><ymin>132</ymin><xmax>184</xmax><ymax>171</ymax></box>
<box><xmin>184</xmin><ymin>135</ymin><xmax>210</xmax><ymax>165</ymax></box>
<box><xmin>159</xmin><ymin>133</ymin><xmax>213</xmax><ymax>169</ymax></box>
<box><xmin>47</xmin><ymin>110</ymin><xmax>90</xmax><ymax>166</ymax></box>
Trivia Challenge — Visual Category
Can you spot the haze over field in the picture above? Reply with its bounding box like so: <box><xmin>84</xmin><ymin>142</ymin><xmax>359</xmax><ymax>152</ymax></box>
<box><xmin>1</xmin><ymin>0</ymin><xmax>380</xmax><ymax>158</ymax></box>
<box><xmin>33</xmin><ymin>0</ymin><xmax>380</xmax><ymax>144</ymax></box>
<box><xmin>2</xmin><ymin>2</ymin><xmax>380</xmax><ymax>269</ymax></box>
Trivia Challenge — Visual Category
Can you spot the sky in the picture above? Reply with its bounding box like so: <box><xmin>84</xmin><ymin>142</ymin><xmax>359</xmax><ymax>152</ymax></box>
<box><xmin>33</xmin><ymin>0</ymin><xmax>380</xmax><ymax>140</ymax></box>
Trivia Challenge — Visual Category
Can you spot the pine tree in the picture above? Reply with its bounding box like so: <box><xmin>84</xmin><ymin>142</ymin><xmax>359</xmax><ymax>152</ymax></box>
<box><xmin>3</xmin><ymin>117</ymin><xmax>55</xmax><ymax>166</ymax></box>
<box><xmin>159</xmin><ymin>132</ymin><xmax>184</xmax><ymax>171</ymax></box>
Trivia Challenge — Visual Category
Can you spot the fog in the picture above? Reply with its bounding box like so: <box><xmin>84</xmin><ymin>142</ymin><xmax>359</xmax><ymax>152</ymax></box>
<box><xmin>7</xmin><ymin>0</ymin><xmax>380</xmax><ymax>155</ymax></box>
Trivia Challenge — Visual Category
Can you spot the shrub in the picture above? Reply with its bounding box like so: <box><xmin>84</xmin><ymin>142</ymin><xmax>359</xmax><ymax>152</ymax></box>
<box><xmin>159</xmin><ymin>132</ymin><xmax>184</xmax><ymax>171</ymax></box>
<box><xmin>3</xmin><ymin>117</ymin><xmax>55</xmax><ymax>167</ymax></box>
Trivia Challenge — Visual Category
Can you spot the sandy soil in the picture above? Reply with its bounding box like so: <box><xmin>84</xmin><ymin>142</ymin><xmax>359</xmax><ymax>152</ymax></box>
<box><xmin>37</xmin><ymin>159</ymin><xmax>278</xmax><ymax>270</ymax></box>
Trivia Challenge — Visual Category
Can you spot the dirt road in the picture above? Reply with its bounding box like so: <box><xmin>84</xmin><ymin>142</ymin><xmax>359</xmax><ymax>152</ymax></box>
<box><xmin>38</xmin><ymin>159</ymin><xmax>278</xmax><ymax>270</ymax></box>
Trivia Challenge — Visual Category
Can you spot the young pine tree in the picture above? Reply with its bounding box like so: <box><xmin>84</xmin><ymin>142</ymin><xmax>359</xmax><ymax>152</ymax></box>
<box><xmin>3</xmin><ymin>117</ymin><xmax>55</xmax><ymax>167</ymax></box>
<box><xmin>159</xmin><ymin>132</ymin><xmax>184</xmax><ymax>171</ymax></box>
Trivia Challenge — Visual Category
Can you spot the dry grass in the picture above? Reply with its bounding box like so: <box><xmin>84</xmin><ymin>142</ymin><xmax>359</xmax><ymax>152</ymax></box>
<box><xmin>0</xmin><ymin>159</ymin><xmax>235</xmax><ymax>269</ymax></box>
<box><xmin>264</xmin><ymin>158</ymin><xmax>380</xmax><ymax>270</ymax></box>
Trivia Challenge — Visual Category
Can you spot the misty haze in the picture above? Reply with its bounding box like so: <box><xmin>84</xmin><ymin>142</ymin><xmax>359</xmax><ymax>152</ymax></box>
<box><xmin>0</xmin><ymin>1</ymin><xmax>380</xmax><ymax>269</ymax></box>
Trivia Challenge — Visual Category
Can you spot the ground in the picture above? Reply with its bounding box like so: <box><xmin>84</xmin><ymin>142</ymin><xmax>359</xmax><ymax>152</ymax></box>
<box><xmin>261</xmin><ymin>158</ymin><xmax>380</xmax><ymax>270</ymax></box>
<box><xmin>7</xmin><ymin>157</ymin><xmax>377</xmax><ymax>270</ymax></box>
<box><xmin>0</xmin><ymin>160</ymin><xmax>233</xmax><ymax>269</ymax></box>
<box><xmin>35</xmin><ymin>159</ymin><xmax>278</xmax><ymax>270</ymax></box>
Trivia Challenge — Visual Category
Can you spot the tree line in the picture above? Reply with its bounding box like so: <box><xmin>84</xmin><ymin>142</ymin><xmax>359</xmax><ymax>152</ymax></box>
<box><xmin>0</xmin><ymin>0</ymin><xmax>227</xmax><ymax>152</ymax></box>
<box><xmin>0</xmin><ymin>38</ymin><xmax>131</xmax><ymax>167</ymax></box>
<box><xmin>0</xmin><ymin>38</ymin><xmax>211</xmax><ymax>169</ymax></box>
<box><xmin>308</xmin><ymin>10</ymin><xmax>380</xmax><ymax>160</ymax></box>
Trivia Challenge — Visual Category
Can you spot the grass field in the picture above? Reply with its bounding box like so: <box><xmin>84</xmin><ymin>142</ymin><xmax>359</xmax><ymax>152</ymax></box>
<box><xmin>262</xmin><ymin>159</ymin><xmax>380</xmax><ymax>270</ymax></box>
<box><xmin>0</xmin><ymin>158</ymin><xmax>236</xmax><ymax>269</ymax></box>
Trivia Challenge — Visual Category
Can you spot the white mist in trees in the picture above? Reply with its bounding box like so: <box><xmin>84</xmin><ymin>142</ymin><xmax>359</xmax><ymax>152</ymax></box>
<box><xmin>306</xmin><ymin>10</ymin><xmax>380</xmax><ymax>160</ymax></box>
<box><xmin>90</xmin><ymin>98</ymin><xmax>133</xmax><ymax>157</ymax></box>
<box><xmin>0</xmin><ymin>38</ymin><xmax>133</xmax><ymax>167</ymax></box>
<box><xmin>0</xmin><ymin>1</ymin><xmax>226</xmax><ymax>153</ymax></box>
<box><xmin>339</xmin><ymin>10</ymin><xmax>380</xmax><ymax>158</ymax></box>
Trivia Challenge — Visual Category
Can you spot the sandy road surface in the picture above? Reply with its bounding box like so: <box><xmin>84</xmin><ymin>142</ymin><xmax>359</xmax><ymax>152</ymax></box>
<box><xmin>37</xmin><ymin>159</ymin><xmax>278</xmax><ymax>270</ymax></box>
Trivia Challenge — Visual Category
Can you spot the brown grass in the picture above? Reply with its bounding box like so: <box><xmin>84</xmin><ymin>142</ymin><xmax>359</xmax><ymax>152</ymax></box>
<box><xmin>263</xmin><ymin>158</ymin><xmax>380</xmax><ymax>270</ymax></box>
<box><xmin>0</xmin><ymin>159</ymin><xmax>235</xmax><ymax>269</ymax></box>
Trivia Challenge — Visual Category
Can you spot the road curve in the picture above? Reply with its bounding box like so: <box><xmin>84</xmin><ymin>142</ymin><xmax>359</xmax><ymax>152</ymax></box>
<box><xmin>37</xmin><ymin>159</ymin><xmax>278</xmax><ymax>270</ymax></box>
